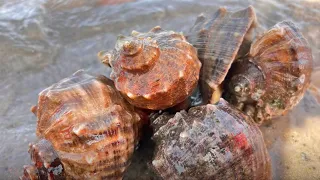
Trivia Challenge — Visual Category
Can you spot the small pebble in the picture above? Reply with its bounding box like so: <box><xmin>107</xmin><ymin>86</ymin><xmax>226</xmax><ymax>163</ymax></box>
<box><xmin>301</xmin><ymin>152</ymin><xmax>310</xmax><ymax>161</ymax></box>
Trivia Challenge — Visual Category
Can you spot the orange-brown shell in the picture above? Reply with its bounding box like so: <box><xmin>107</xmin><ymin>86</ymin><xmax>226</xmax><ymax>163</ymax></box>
<box><xmin>225</xmin><ymin>21</ymin><xmax>313</xmax><ymax>123</ymax></box>
<box><xmin>251</xmin><ymin>21</ymin><xmax>313</xmax><ymax>110</ymax></box>
<box><xmin>105</xmin><ymin>26</ymin><xmax>201</xmax><ymax>110</ymax></box>
<box><xmin>187</xmin><ymin>6</ymin><xmax>256</xmax><ymax>104</ymax></box>
<box><xmin>33</xmin><ymin>70</ymin><xmax>141</xmax><ymax>179</ymax></box>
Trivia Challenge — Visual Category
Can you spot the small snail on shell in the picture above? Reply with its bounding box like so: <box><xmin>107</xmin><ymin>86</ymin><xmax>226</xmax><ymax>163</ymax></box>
<box><xmin>98</xmin><ymin>27</ymin><xmax>201</xmax><ymax>110</ymax></box>
<box><xmin>151</xmin><ymin>99</ymin><xmax>271</xmax><ymax>180</ymax></box>
<box><xmin>29</xmin><ymin>71</ymin><xmax>142</xmax><ymax>179</ymax></box>
<box><xmin>187</xmin><ymin>6</ymin><xmax>257</xmax><ymax>104</ymax></box>
<box><xmin>224</xmin><ymin>21</ymin><xmax>313</xmax><ymax>123</ymax></box>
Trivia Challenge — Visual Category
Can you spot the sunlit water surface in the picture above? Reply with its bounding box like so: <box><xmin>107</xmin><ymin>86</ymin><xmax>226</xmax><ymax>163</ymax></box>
<box><xmin>0</xmin><ymin>0</ymin><xmax>319</xmax><ymax>179</ymax></box>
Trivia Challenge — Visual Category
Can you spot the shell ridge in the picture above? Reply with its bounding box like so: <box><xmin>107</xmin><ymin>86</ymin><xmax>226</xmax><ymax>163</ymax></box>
<box><xmin>207</xmin><ymin>14</ymin><xmax>255</xmax><ymax>87</ymax></box>
<box><xmin>188</xmin><ymin>6</ymin><xmax>257</xmax><ymax>103</ymax></box>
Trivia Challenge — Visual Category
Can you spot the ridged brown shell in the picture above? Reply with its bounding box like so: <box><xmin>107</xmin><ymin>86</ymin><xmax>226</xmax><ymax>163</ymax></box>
<box><xmin>100</xmin><ymin>26</ymin><xmax>201</xmax><ymax>110</ymax></box>
<box><xmin>32</xmin><ymin>71</ymin><xmax>141</xmax><ymax>179</ymax></box>
<box><xmin>151</xmin><ymin>99</ymin><xmax>271</xmax><ymax>180</ymax></box>
<box><xmin>225</xmin><ymin>21</ymin><xmax>313</xmax><ymax>123</ymax></box>
<box><xmin>187</xmin><ymin>6</ymin><xmax>257</xmax><ymax>104</ymax></box>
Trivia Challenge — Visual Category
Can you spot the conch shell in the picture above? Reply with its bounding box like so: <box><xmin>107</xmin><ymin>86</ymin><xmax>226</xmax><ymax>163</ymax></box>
<box><xmin>31</xmin><ymin>71</ymin><xmax>141</xmax><ymax>179</ymax></box>
<box><xmin>225</xmin><ymin>21</ymin><xmax>313</xmax><ymax>123</ymax></box>
<box><xmin>151</xmin><ymin>99</ymin><xmax>271</xmax><ymax>180</ymax></box>
<box><xmin>98</xmin><ymin>26</ymin><xmax>201</xmax><ymax>110</ymax></box>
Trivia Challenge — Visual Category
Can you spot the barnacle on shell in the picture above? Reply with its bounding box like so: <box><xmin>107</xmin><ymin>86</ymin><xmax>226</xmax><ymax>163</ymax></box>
<box><xmin>224</xmin><ymin>21</ymin><xmax>313</xmax><ymax>123</ymax></box>
<box><xmin>99</xmin><ymin>26</ymin><xmax>201</xmax><ymax>110</ymax></box>
<box><xmin>187</xmin><ymin>6</ymin><xmax>257</xmax><ymax>104</ymax></box>
<box><xmin>151</xmin><ymin>99</ymin><xmax>271</xmax><ymax>180</ymax></box>
<box><xmin>31</xmin><ymin>70</ymin><xmax>142</xmax><ymax>179</ymax></box>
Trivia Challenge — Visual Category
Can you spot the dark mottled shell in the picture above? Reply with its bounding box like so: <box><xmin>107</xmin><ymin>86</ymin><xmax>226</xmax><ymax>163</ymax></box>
<box><xmin>101</xmin><ymin>26</ymin><xmax>201</xmax><ymax>110</ymax></box>
<box><xmin>225</xmin><ymin>21</ymin><xmax>313</xmax><ymax>123</ymax></box>
<box><xmin>20</xmin><ymin>165</ymin><xmax>38</xmax><ymax>180</ymax></box>
<box><xmin>30</xmin><ymin>139</ymin><xmax>65</xmax><ymax>179</ymax></box>
<box><xmin>33</xmin><ymin>70</ymin><xmax>141</xmax><ymax>179</ymax></box>
<box><xmin>20</xmin><ymin>139</ymin><xmax>65</xmax><ymax>180</ymax></box>
<box><xmin>188</xmin><ymin>6</ymin><xmax>257</xmax><ymax>104</ymax></box>
<box><xmin>151</xmin><ymin>99</ymin><xmax>271</xmax><ymax>180</ymax></box>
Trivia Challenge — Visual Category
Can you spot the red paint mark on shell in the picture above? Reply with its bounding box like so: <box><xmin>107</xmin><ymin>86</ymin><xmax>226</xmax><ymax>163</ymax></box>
<box><xmin>233</xmin><ymin>132</ymin><xmax>248</xmax><ymax>150</ymax></box>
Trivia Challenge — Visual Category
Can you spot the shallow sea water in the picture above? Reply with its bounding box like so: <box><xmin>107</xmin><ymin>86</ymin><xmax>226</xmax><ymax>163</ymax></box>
<box><xmin>0</xmin><ymin>0</ymin><xmax>319</xmax><ymax>179</ymax></box>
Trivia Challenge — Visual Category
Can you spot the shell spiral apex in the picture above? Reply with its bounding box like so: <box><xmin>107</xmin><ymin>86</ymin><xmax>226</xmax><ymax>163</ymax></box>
<box><xmin>102</xmin><ymin>27</ymin><xmax>201</xmax><ymax>110</ymax></box>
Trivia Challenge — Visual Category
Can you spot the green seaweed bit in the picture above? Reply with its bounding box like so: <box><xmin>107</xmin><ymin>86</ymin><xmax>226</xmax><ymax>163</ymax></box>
<box><xmin>270</xmin><ymin>99</ymin><xmax>285</xmax><ymax>109</ymax></box>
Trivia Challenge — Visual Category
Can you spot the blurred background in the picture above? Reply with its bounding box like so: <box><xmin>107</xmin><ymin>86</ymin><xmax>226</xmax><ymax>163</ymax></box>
<box><xmin>0</xmin><ymin>0</ymin><xmax>319</xmax><ymax>179</ymax></box>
